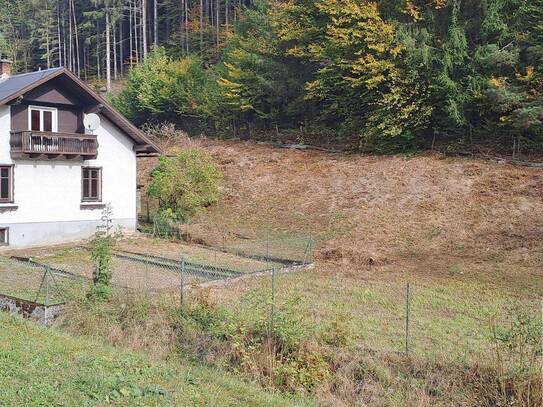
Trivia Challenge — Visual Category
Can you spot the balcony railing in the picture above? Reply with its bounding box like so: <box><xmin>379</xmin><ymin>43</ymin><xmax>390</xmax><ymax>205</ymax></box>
<box><xmin>10</xmin><ymin>131</ymin><xmax>98</xmax><ymax>160</ymax></box>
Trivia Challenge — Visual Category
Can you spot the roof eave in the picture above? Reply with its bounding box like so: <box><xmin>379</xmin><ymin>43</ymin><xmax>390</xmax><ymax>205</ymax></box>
<box><xmin>60</xmin><ymin>69</ymin><xmax>163</xmax><ymax>155</ymax></box>
<box><xmin>0</xmin><ymin>67</ymin><xmax>162</xmax><ymax>155</ymax></box>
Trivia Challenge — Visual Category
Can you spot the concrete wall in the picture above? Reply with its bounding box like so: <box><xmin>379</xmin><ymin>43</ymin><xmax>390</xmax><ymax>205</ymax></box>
<box><xmin>0</xmin><ymin>293</ymin><xmax>63</xmax><ymax>325</ymax></box>
<box><xmin>0</xmin><ymin>105</ymin><xmax>137</xmax><ymax>247</ymax></box>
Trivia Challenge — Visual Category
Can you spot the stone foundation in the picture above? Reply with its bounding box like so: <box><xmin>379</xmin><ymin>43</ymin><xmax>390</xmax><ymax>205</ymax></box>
<box><xmin>0</xmin><ymin>293</ymin><xmax>63</xmax><ymax>325</ymax></box>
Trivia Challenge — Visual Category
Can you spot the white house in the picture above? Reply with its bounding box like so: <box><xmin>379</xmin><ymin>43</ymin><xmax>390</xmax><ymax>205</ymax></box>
<box><xmin>0</xmin><ymin>60</ymin><xmax>160</xmax><ymax>248</ymax></box>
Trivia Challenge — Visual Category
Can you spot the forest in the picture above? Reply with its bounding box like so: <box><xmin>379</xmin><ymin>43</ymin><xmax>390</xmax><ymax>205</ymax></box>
<box><xmin>1</xmin><ymin>0</ymin><xmax>542</xmax><ymax>153</ymax></box>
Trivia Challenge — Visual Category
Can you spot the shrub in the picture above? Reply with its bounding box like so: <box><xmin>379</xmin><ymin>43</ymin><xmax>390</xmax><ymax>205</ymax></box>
<box><xmin>110</xmin><ymin>47</ymin><xmax>221</xmax><ymax>126</ymax></box>
<box><xmin>148</xmin><ymin>148</ymin><xmax>222</xmax><ymax>221</ymax></box>
<box><xmin>172</xmin><ymin>287</ymin><xmax>330</xmax><ymax>393</ymax></box>
<box><xmin>88</xmin><ymin>204</ymin><xmax>119</xmax><ymax>301</ymax></box>
<box><xmin>487</xmin><ymin>305</ymin><xmax>543</xmax><ymax>406</ymax></box>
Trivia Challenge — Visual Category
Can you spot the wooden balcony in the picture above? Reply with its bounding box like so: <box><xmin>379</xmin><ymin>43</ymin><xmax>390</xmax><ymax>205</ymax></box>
<box><xmin>10</xmin><ymin>131</ymin><xmax>98</xmax><ymax>160</ymax></box>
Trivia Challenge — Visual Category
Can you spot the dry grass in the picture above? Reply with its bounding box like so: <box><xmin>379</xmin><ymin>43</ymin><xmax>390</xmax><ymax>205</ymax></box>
<box><xmin>140</xmin><ymin>139</ymin><xmax>543</xmax><ymax>273</ymax></box>
<box><xmin>3</xmin><ymin>136</ymin><xmax>535</xmax><ymax>406</ymax></box>
<box><xmin>138</xmin><ymin>137</ymin><xmax>543</xmax><ymax>405</ymax></box>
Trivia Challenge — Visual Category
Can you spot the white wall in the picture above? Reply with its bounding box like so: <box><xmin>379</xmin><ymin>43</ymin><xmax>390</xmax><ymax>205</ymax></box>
<box><xmin>0</xmin><ymin>105</ymin><xmax>137</xmax><ymax>247</ymax></box>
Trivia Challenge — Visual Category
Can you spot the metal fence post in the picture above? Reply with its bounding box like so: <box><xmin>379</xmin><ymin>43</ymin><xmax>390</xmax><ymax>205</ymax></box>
<box><xmin>270</xmin><ymin>267</ymin><xmax>276</xmax><ymax>334</ymax></box>
<box><xmin>180</xmin><ymin>258</ymin><xmax>185</xmax><ymax>307</ymax></box>
<box><xmin>44</xmin><ymin>267</ymin><xmax>51</xmax><ymax>323</ymax></box>
<box><xmin>45</xmin><ymin>267</ymin><xmax>50</xmax><ymax>305</ymax></box>
<box><xmin>405</xmin><ymin>281</ymin><xmax>411</xmax><ymax>356</ymax></box>
<box><xmin>144</xmin><ymin>254</ymin><xmax>149</xmax><ymax>292</ymax></box>
<box><xmin>266</xmin><ymin>230</ymin><xmax>270</xmax><ymax>265</ymax></box>
<box><xmin>303</xmin><ymin>235</ymin><xmax>313</xmax><ymax>265</ymax></box>
<box><xmin>35</xmin><ymin>266</ymin><xmax>47</xmax><ymax>304</ymax></box>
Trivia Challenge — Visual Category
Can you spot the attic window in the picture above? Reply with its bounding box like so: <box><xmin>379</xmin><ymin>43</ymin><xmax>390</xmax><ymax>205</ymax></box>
<box><xmin>28</xmin><ymin>106</ymin><xmax>57</xmax><ymax>132</ymax></box>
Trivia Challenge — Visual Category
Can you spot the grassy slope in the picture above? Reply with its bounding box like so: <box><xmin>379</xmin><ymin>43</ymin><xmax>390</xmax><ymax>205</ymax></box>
<box><xmin>0</xmin><ymin>313</ymin><xmax>307</xmax><ymax>406</ymax></box>
<box><xmin>140</xmin><ymin>139</ymin><xmax>542</xmax><ymax>405</ymax></box>
<box><xmin>152</xmin><ymin>140</ymin><xmax>543</xmax><ymax>342</ymax></box>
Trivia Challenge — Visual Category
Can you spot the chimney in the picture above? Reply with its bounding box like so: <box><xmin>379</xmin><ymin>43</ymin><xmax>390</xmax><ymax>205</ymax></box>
<box><xmin>0</xmin><ymin>59</ymin><xmax>12</xmax><ymax>79</ymax></box>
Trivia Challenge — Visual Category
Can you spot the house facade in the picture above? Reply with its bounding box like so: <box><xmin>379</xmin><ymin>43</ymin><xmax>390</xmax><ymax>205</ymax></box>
<box><xmin>0</xmin><ymin>61</ymin><xmax>160</xmax><ymax>248</ymax></box>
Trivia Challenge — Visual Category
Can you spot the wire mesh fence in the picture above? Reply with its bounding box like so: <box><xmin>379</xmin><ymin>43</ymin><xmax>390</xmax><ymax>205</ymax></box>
<box><xmin>0</xmin><ymin>256</ymin><xmax>90</xmax><ymax>306</ymax></box>
<box><xmin>252</xmin><ymin>267</ymin><xmax>542</xmax><ymax>366</ymax></box>
<box><xmin>0</xmin><ymin>235</ymin><xmax>539</xmax><ymax>384</ymax></box>
<box><xmin>147</xmin><ymin>216</ymin><xmax>314</xmax><ymax>267</ymax></box>
<box><xmin>0</xmin><ymin>231</ymin><xmax>314</xmax><ymax>314</ymax></box>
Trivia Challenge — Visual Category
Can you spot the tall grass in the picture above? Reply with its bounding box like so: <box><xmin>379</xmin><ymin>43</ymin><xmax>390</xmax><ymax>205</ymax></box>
<box><xmin>56</xmin><ymin>286</ymin><xmax>542</xmax><ymax>406</ymax></box>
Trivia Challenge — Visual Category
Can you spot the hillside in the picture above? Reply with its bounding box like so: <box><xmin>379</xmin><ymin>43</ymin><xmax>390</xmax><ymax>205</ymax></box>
<box><xmin>138</xmin><ymin>137</ymin><xmax>542</xmax><ymax>405</ymax></box>
<box><xmin>0</xmin><ymin>313</ymin><xmax>306</xmax><ymax>406</ymax></box>
<box><xmin>141</xmin><ymin>138</ymin><xmax>543</xmax><ymax>292</ymax></box>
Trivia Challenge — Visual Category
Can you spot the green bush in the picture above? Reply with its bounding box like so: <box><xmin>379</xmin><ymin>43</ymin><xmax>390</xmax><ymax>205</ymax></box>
<box><xmin>148</xmin><ymin>148</ymin><xmax>222</xmax><ymax>221</ymax></box>
<box><xmin>489</xmin><ymin>305</ymin><xmax>543</xmax><ymax>405</ymax></box>
<box><xmin>172</xmin><ymin>287</ymin><xmax>330</xmax><ymax>393</ymax></box>
<box><xmin>88</xmin><ymin>204</ymin><xmax>118</xmax><ymax>301</ymax></box>
<box><xmin>110</xmin><ymin>47</ymin><xmax>221</xmax><ymax>126</ymax></box>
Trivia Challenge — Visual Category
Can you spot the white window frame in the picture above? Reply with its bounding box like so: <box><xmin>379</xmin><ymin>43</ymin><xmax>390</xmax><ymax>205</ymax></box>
<box><xmin>28</xmin><ymin>105</ymin><xmax>58</xmax><ymax>132</ymax></box>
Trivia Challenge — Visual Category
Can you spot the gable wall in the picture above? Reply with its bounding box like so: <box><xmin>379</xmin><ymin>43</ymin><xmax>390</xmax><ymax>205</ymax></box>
<box><xmin>9</xmin><ymin>78</ymin><xmax>85</xmax><ymax>133</ymax></box>
<box><xmin>0</xmin><ymin>105</ymin><xmax>137</xmax><ymax>248</ymax></box>
<box><xmin>10</xmin><ymin>103</ymin><xmax>82</xmax><ymax>133</ymax></box>
<box><xmin>24</xmin><ymin>80</ymin><xmax>82</xmax><ymax>106</ymax></box>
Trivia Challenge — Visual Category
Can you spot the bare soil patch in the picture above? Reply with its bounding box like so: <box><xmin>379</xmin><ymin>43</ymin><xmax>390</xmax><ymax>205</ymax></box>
<box><xmin>139</xmin><ymin>138</ymin><xmax>543</xmax><ymax>293</ymax></box>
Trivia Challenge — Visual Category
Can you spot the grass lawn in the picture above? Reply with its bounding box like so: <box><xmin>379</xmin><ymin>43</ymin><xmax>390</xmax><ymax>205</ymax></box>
<box><xmin>202</xmin><ymin>264</ymin><xmax>542</xmax><ymax>364</ymax></box>
<box><xmin>0</xmin><ymin>312</ymin><xmax>309</xmax><ymax>406</ymax></box>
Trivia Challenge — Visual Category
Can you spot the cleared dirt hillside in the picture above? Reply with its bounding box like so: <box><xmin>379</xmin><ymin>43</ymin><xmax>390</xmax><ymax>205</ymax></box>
<box><xmin>140</xmin><ymin>138</ymin><xmax>543</xmax><ymax>295</ymax></box>
<box><xmin>137</xmin><ymin>137</ymin><xmax>542</xmax><ymax>406</ymax></box>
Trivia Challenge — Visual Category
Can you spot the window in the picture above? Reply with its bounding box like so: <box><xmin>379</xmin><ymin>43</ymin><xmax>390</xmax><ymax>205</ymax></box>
<box><xmin>82</xmin><ymin>167</ymin><xmax>102</xmax><ymax>202</ymax></box>
<box><xmin>0</xmin><ymin>228</ymin><xmax>8</xmax><ymax>246</ymax></box>
<box><xmin>0</xmin><ymin>166</ymin><xmax>13</xmax><ymax>203</ymax></box>
<box><xmin>28</xmin><ymin>106</ymin><xmax>57</xmax><ymax>132</ymax></box>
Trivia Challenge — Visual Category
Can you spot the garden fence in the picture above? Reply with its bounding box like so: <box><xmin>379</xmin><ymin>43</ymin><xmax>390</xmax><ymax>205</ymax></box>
<box><xmin>2</xmin><ymin>233</ymin><xmax>534</xmax><ymax>376</ymax></box>
<box><xmin>0</xmin><ymin>229</ymin><xmax>314</xmax><ymax>317</ymax></box>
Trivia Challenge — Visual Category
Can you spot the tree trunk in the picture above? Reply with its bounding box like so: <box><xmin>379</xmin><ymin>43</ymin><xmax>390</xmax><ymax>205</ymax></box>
<box><xmin>185</xmin><ymin>0</ymin><xmax>189</xmax><ymax>53</ymax></box>
<box><xmin>153</xmin><ymin>0</ymin><xmax>158</xmax><ymax>46</ymax></box>
<box><xmin>225</xmin><ymin>0</ymin><xmax>229</xmax><ymax>32</ymax></box>
<box><xmin>216</xmin><ymin>0</ymin><xmax>219</xmax><ymax>47</ymax></box>
<box><xmin>57</xmin><ymin>0</ymin><xmax>62</xmax><ymax>67</ymax></box>
<box><xmin>83</xmin><ymin>45</ymin><xmax>87</xmax><ymax>80</ymax></box>
<box><xmin>129</xmin><ymin>0</ymin><xmax>134</xmax><ymax>64</ymax></box>
<box><xmin>134</xmin><ymin>0</ymin><xmax>139</xmax><ymax>63</ymax></box>
<box><xmin>71</xmin><ymin>0</ymin><xmax>80</xmax><ymax>76</ymax></box>
<box><xmin>96</xmin><ymin>32</ymin><xmax>101</xmax><ymax>80</ymax></box>
<box><xmin>200</xmin><ymin>0</ymin><xmax>204</xmax><ymax>50</ymax></box>
<box><xmin>106</xmin><ymin>9</ymin><xmax>111</xmax><ymax>92</ymax></box>
<box><xmin>62</xmin><ymin>7</ymin><xmax>67</xmax><ymax>67</ymax></box>
<box><xmin>68</xmin><ymin>1</ymin><xmax>73</xmax><ymax>71</ymax></box>
<box><xmin>142</xmin><ymin>0</ymin><xmax>148</xmax><ymax>58</ymax></box>
<box><xmin>180</xmin><ymin>0</ymin><xmax>185</xmax><ymax>52</ymax></box>
<box><xmin>113</xmin><ymin>19</ymin><xmax>118</xmax><ymax>80</ymax></box>
<box><xmin>45</xmin><ymin>2</ymin><xmax>51</xmax><ymax>69</ymax></box>
<box><xmin>119</xmin><ymin>21</ymin><xmax>124</xmax><ymax>76</ymax></box>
